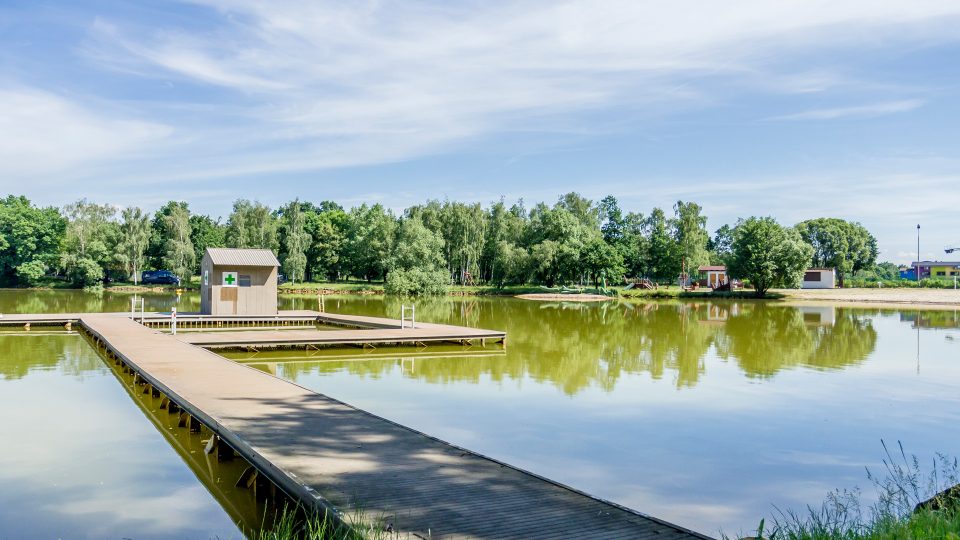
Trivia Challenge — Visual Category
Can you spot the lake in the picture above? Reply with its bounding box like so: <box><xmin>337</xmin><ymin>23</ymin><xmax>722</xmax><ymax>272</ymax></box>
<box><xmin>1</xmin><ymin>289</ymin><xmax>958</xmax><ymax>537</ymax></box>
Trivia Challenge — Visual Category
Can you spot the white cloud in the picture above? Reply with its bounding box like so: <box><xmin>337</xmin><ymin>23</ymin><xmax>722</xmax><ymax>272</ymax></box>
<box><xmin>768</xmin><ymin>99</ymin><xmax>925</xmax><ymax>121</ymax></box>
<box><xmin>69</xmin><ymin>0</ymin><xmax>960</xmax><ymax>182</ymax></box>
<box><xmin>0</xmin><ymin>88</ymin><xmax>172</xmax><ymax>176</ymax></box>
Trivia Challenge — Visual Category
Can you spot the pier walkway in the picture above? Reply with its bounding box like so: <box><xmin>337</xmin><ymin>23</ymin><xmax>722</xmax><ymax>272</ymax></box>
<box><xmin>17</xmin><ymin>310</ymin><xmax>710</xmax><ymax>539</ymax></box>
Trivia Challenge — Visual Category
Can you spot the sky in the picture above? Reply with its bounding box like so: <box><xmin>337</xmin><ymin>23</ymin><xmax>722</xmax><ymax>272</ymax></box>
<box><xmin>2</xmin><ymin>1</ymin><xmax>959</xmax><ymax>263</ymax></box>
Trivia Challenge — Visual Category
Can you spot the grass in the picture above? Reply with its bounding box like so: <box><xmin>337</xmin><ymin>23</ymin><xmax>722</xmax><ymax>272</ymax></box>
<box><xmin>618</xmin><ymin>285</ymin><xmax>785</xmax><ymax>300</ymax></box>
<box><xmin>248</xmin><ymin>505</ymin><xmax>399</xmax><ymax>540</ymax></box>
<box><xmin>728</xmin><ymin>442</ymin><xmax>960</xmax><ymax>540</ymax></box>
<box><xmin>280</xmin><ymin>281</ymin><xmax>548</xmax><ymax>296</ymax></box>
<box><xmin>280</xmin><ymin>281</ymin><xmax>781</xmax><ymax>299</ymax></box>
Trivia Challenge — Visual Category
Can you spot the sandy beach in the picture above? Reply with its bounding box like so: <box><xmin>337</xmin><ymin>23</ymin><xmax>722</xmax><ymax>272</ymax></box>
<box><xmin>777</xmin><ymin>287</ymin><xmax>960</xmax><ymax>307</ymax></box>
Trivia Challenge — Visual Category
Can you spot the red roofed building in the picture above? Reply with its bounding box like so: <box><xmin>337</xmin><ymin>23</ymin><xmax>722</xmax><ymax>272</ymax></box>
<box><xmin>697</xmin><ymin>265</ymin><xmax>727</xmax><ymax>289</ymax></box>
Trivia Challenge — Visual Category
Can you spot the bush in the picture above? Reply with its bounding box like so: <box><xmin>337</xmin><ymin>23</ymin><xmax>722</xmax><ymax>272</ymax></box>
<box><xmin>843</xmin><ymin>277</ymin><xmax>957</xmax><ymax>289</ymax></box>
<box><xmin>67</xmin><ymin>256</ymin><xmax>104</xmax><ymax>287</ymax></box>
<box><xmin>384</xmin><ymin>268</ymin><xmax>448</xmax><ymax>296</ymax></box>
<box><xmin>14</xmin><ymin>259</ymin><xmax>47</xmax><ymax>286</ymax></box>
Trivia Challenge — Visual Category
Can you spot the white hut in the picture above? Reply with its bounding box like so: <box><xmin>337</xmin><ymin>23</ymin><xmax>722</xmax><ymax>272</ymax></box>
<box><xmin>801</xmin><ymin>268</ymin><xmax>836</xmax><ymax>289</ymax></box>
<box><xmin>200</xmin><ymin>248</ymin><xmax>280</xmax><ymax>316</ymax></box>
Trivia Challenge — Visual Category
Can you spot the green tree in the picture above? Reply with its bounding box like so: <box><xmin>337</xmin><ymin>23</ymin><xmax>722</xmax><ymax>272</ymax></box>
<box><xmin>163</xmin><ymin>205</ymin><xmax>195</xmax><ymax>282</ymax></box>
<box><xmin>708</xmin><ymin>224</ymin><xmax>734</xmax><ymax>264</ymax></box>
<box><xmin>61</xmin><ymin>199</ymin><xmax>116</xmax><ymax>287</ymax></box>
<box><xmin>481</xmin><ymin>199</ymin><xmax>527</xmax><ymax>284</ymax></box>
<box><xmin>345</xmin><ymin>204</ymin><xmax>396</xmax><ymax>281</ymax></box>
<box><xmin>581</xmin><ymin>236</ymin><xmax>624</xmax><ymax>288</ymax></box>
<box><xmin>444</xmin><ymin>202</ymin><xmax>486</xmax><ymax>284</ymax></box>
<box><xmin>529</xmin><ymin>240</ymin><xmax>562</xmax><ymax>286</ymax></box>
<box><xmin>728</xmin><ymin>217</ymin><xmax>814</xmax><ymax>297</ymax></box>
<box><xmin>0</xmin><ymin>196</ymin><xmax>65</xmax><ymax>286</ymax></box>
<box><xmin>384</xmin><ymin>217</ymin><xmax>448</xmax><ymax>295</ymax></box>
<box><xmin>280</xmin><ymin>200</ymin><xmax>311</xmax><ymax>283</ymax></box>
<box><xmin>226</xmin><ymin>199</ymin><xmax>277</xmax><ymax>250</ymax></box>
<box><xmin>116</xmin><ymin>207</ymin><xmax>151</xmax><ymax>284</ymax></box>
<box><xmin>490</xmin><ymin>240</ymin><xmax>529</xmax><ymax>286</ymax></box>
<box><xmin>556</xmin><ymin>192</ymin><xmax>599</xmax><ymax>229</ymax></box>
<box><xmin>147</xmin><ymin>201</ymin><xmax>189</xmax><ymax>269</ymax></box>
<box><xmin>672</xmin><ymin>200</ymin><xmax>710</xmax><ymax>279</ymax></box>
<box><xmin>645</xmin><ymin>208</ymin><xmax>678</xmax><ymax>281</ymax></box>
<box><xmin>621</xmin><ymin>211</ymin><xmax>647</xmax><ymax>278</ymax></box>
<box><xmin>189</xmin><ymin>214</ymin><xmax>226</xmax><ymax>273</ymax></box>
<box><xmin>304</xmin><ymin>206</ymin><xmax>349</xmax><ymax>281</ymax></box>
<box><xmin>598</xmin><ymin>195</ymin><xmax>625</xmax><ymax>245</ymax></box>
<box><xmin>795</xmin><ymin>218</ymin><xmax>878</xmax><ymax>287</ymax></box>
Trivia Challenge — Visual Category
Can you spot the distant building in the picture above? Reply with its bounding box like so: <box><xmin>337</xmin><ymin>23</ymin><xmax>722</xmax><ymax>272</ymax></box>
<box><xmin>899</xmin><ymin>266</ymin><xmax>916</xmax><ymax>280</ymax></box>
<box><xmin>697</xmin><ymin>265</ymin><xmax>728</xmax><ymax>289</ymax></box>
<box><xmin>911</xmin><ymin>261</ymin><xmax>960</xmax><ymax>280</ymax></box>
<box><xmin>200</xmin><ymin>247</ymin><xmax>280</xmax><ymax>316</ymax></box>
<box><xmin>801</xmin><ymin>268</ymin><xmax>836</xmax><ymax>289</ymax></box>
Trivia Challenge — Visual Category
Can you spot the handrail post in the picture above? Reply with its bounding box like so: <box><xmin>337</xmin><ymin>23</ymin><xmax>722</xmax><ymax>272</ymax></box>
<box><xmin>400</xmin><ymin>304</ymin><xmax>416</xmax><ymax>329</ymax></box>
<box><xmin>140</xmin><ymin>297</ymin><xmax>145</xmax><ymax>324</ymax></box>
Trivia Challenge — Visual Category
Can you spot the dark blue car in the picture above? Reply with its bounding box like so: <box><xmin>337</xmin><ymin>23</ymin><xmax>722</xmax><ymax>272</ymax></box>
<box><xmin>141</xmin><ymin>270</ymin><xmax>181</xmax><ymax>285</ymax></box>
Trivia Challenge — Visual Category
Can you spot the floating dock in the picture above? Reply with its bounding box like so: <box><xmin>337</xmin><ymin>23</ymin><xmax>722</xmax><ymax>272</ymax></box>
<box><xmin>8</xmin><ymin>310</ymin><xmax>711</xmax><ymax>539</ymax></box>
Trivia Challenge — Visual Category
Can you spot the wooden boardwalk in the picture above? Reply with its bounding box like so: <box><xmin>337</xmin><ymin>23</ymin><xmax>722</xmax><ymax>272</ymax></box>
<box><xmin>178</xmin><ymin>324</ymin><xmax>505</xmax><ymax>349</ymax></box>
<box><xmin>21</xmin><ymin>310</ymin><xmax>710</xmax><ymax>539</ymax></box>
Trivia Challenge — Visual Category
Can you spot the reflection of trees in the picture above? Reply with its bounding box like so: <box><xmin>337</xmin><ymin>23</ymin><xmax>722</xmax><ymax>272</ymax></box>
<box><xmin>2</xmin><ymin>291</ymin><xmax>883</xmax><ymax>393</ymax></box>
<box><xmin>258</xmin><ymin>298</ymin><xmax>882</xmax><ymax>395</ymax></box>
<box><xmin>899</xmin><ymin>310</ymin><xmax>960</xmax><ymax>329</ymax></box>
<box><xmin>717</xmin><ymin>304</ymin><xmax>877</xmax><ymax>378</ymax></box>
<box><xmin>0</xmin><ymin>334</ymin><xmax>102</xmax><ymax>380</ymax></box>
<box><xmin>807</xmin><ymin>309</ymin><xmax>877</xmax><ymax>370</ymax></box>
<box><xmin>0</xmin><ymin>290</ymin><xmax>196</xmax><ymax>315</ymax></box>
<box><xmin>250</xmin><ymin>299</ymin><xmax>721</xmax><ymax>394</ymax></box>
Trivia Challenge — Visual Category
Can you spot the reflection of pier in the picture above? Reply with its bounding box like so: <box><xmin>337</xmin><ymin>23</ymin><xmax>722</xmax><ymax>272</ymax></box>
<box><xmin>102</xmin><ymin>350</ymin><xmax>269</xmax><ymax>530</ymax></box>
<box><xmin>236</xmin><ymin>349</ymin><xmax>508</xmax><ymax>377</ymax></box>
<box><xmin>5</xmin><ymin>309</ymin><xmax>706</xmax><ymax>539</ymax></box>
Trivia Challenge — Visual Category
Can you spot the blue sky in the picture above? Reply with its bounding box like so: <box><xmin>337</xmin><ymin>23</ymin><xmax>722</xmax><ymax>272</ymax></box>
<box><xmin>2</xmin><ymin>1</ymin><xmax>959</xmax><ymax>263</ymax></box>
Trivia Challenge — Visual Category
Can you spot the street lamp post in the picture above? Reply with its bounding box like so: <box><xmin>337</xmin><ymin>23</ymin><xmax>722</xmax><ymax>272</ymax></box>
<box><xmin>916</xmin><ymin>224</ymin><xmax>921</xmax><ymax>283</ymax></box>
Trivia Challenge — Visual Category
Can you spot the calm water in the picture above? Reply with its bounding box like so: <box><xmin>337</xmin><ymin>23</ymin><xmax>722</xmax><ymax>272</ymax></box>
<box><xmin>0</xmin><ymin>331</ymin><xmax>249</xmax><ymax>539</ymax></box>
<box><xmin>1</xmin><ymin>290</ymin><xmax>959</xmax><ymax>537</ymax></box>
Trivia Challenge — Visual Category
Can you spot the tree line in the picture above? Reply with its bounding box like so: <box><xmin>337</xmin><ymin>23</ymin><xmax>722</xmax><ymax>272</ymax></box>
<box><xmin>0</xmin><ymin>193</ymin><xmax>878</xmax><ymax>295</ymax></box>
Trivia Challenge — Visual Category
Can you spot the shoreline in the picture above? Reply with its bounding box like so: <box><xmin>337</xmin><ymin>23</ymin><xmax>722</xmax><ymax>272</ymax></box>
<box><xmin>774</xmin><ymin>288</ymin><xmax>960</xmax><ymax>308</ymax></box>
<box><xmin>4</xmin><ymin>285</ymin><xmax>959</xmax><ymax>309</ymax></box>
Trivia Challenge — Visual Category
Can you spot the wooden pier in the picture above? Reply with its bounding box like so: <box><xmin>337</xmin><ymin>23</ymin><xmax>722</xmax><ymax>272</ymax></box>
<box><xmin>10</xmin><ymin>310</ymin><xmax>711</xmax><ymax>539</ymax></box>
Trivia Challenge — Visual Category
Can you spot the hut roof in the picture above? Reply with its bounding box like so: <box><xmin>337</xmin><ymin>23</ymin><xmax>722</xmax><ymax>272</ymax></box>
<box><xmin>205</xmin><ymin>247</ymin><xmax>280</xmax><ymax>267</ymax></box>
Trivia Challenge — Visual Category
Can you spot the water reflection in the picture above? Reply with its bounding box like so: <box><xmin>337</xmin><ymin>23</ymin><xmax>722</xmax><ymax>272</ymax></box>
<box><xmin>231</xmin><ymin>299</ymin><xmax>882</xmax><ymax>392</ymax></box>
<box><xmin>252</xmin><ymin>296</ymin><xmax>960</xmax><ymax>536</ymax></box>
<box><xmin>0</xmin><ymin>333</ymin><xmax>244</xmax><ymax>539</ymax></box>
<box><xmin>0</xmin><ymin>288</ymin><xmax>197</xmax><ymax>315</ymax></box>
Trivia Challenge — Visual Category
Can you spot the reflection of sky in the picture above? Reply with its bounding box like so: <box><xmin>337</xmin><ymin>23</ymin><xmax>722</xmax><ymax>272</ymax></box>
<box><xmin>0</xmin><ymin>336</ymin><xmax>243</xmax><ymax>540</ymax></box>
<box><xmin>267</xmin><ymin>311</ymin><xmax>960</xmax><ymax>537</ymax></box>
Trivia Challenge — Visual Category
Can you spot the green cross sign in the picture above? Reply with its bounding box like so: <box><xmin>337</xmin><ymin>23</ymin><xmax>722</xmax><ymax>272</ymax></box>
<box><xmin>225</xmin><ymin>274</ymin><xmax>235</xmax><ymax>285</ymax></box>
<box><xmin>222</xmin><ymin>271</ymin><xmax>238</xmax><ymax>287</ymax></box>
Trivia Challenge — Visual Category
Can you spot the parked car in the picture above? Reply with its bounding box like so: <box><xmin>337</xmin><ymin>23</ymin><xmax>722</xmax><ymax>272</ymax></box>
<box><xmin>277</xmin><ymin>273</ymin><xmax>287</xmax><ymax>285</ymax></box>
<box><xmin>141</xmin><ymin>270</ymin><xmax>181</xmax><ymax>285</ymax></box>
